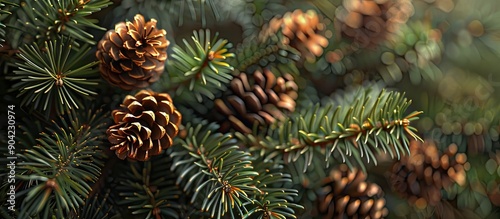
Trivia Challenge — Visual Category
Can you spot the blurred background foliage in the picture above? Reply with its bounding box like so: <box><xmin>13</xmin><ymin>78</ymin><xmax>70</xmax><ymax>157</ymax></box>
<box><xmin>1</xmin><ymin>0</ymin><xmax>500</xmax><ymax>218</ymax></box>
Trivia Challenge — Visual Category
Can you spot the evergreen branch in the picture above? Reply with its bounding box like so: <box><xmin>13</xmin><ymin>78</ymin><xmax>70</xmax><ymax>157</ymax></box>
<box><xmin>225</xmin><ymin>0</ymin><xmax>288</xmax><ymax>38</ymax></box>
<box><xmin>115</xmin><ymin>156</ymin><xmax>182</xmax><ymax>219</ymax></box>
<box><xmin>16</xmin><ymin>108</ymin><xmax>106</xmax><ymax>218</ymax></box>
<box><xmin>177</xmin><ymin>0</ymin><xmax>222</xmax><ymax>27</ymax></box>
<box><xmin>169</xmin><ymin>122</ymin><xmax>259</xmax><ymax>218</ymax></box>
<box><xmin>234</xmin><ymin>33</ymin><xmax>300</xmax><ymax>76</ymax></box>
<box><xmin>8</xmin><ymin>38</ymin><xmax>99</xmax><ymax>115</ymax></box>
<box><xmin>113</xmin><ymin>0</ymin><xmax>223</xmax><ymax>29</ymax></box>
<box><xmin>16</xmin><ymin>0</ymin><xmax>111</xmax><ymax>45</ymax></box>
<box><xmin>71</xmin><ymin>189</ymin><xmax>118</xmax><ymax>219</ymax></box>
<box><xmin>167</xmin><ymin>29</ymin><xmax>234</xmax><ymax>103</ymax></box>
<box><xmin>0</xmin><ymin>0</ymin><xmax>16</xmax><ymax>47</ymax></box>
<box><xmin>242</xmin><ymin>86</ymin><xmax>423</xmax><ymax>173</ymax></box>
<box><xmin>244</xmin><ymin>161</ymin><xmax>304</xmax><ymax>219</ymax></box>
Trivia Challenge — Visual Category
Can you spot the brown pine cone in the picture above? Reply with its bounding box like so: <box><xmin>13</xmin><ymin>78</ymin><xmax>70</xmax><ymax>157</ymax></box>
<box><xmin>96</xmin><ymin>14</ymin><xmax>169</xmax><ymax>90</ymax></box>
<box><xmin>215</xmin><ymin>69</ymin><xmax>298</xmax><ymax>134</ymax></box>
<box><xmin>107</xmin><ymin>90</ymin><xmax>182</xmax><ymax>161</ymax></box>
<box><xmin>317</xmin><ymin>164</ymin><xmax>388</xmax><ymax>219</ymax></box>
<box><xmin>335</xmin><ymin>0</ymin><xmax>414</xmax><ymax>49</ymax></box>
<box><xmin>260</xmin><ymin>9</ymin><xmax>329</xmax><ymax>59</ymax></box>
<box><xmin>389</xmin><ymin>140</ymin><xmax>468</xmax><ymax>207</ymax></box>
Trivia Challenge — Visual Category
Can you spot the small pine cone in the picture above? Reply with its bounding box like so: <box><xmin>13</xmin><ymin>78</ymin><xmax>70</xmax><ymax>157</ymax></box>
<box><xmin>107</xmin><ymin>90</ymin><xmax>182</xmax><ymax>161</ymax></box>
<box><xmin>96</xmin><ymin>14</ymin><xmax>169</xmax><ymax>90</ymax></box>
<box><xmin>260</xmin><ymin>9</ymin><xmax>329</xmax><ymax>59</ymax></box>
<box><xmin>215</xmin><ymin>69</ymin><xmax>298</xmax><ymax>134</ymax></box>
<box><xmin>389</xmin><ymin>140</ymin><xmax>468</xmax><ymax>207</ymax></box>
<box><xmin>335</xmin><ymin>0</ymin><xmax>414</xmax><ymax>49</ymax></box>
<box><xmin>317</xmin><ymin>164</ymin><xmax>388</xmax><ymax>219</ymax></box>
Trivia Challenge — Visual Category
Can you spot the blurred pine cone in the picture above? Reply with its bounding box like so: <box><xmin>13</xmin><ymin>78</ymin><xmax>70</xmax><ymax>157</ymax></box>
<box><xmin>389</xmin><ymin>140</ymin><xmax>468</xmax><ymax>207</ymax></box>
<box><xmin>487</xmin><ymin>151</ymin><xmax>500</xmax><ymax>207</ymax></box>
<box><xmin>335</xmin><ymin>0</ymin><xmax>414</xmax><ymax>49</ymax></box>
<box><xmin>215</xmin><ymin>69</ymin><xmax>298</xmax><ymax>134</ymax></box>
<box><xmin>96</xmin><ymin>14</ymin><xmax>169</xmax><ymax>90</ymax></box>
<box><xmin>107</xmin><ymin>90</ymin><xmax>182</xmax><ymax>161</ymax></box>
<box><xmin>316</xmin><ymin>164</ymin><xmax>388</xmax><ymax>219</ymax></box>
<box><xmin>260</xmin><ymin>9</ymin><xmax>329</xmax><ymax>60</ymax></box>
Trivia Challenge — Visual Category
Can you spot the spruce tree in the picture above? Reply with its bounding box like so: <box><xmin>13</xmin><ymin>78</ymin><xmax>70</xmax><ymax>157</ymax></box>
<box><xmin>1</xmin><ymin>0</ymin><xmax>499</xmax><ymax>218</ymax></box>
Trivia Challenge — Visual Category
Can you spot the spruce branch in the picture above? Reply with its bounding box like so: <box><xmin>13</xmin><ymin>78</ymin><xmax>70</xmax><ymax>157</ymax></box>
<box><xmin>115</xmin><ymin>156</ymin><xmax>182</xmax><ymax>219</ymax></box>
<box><xmin>240</xmin><ymin>86</ymin><xmax>423</xmax><ymax>173</ymax></box>
<box><xmin>244</xmin><ymin>161</ymin><xmax>304</xmax><ymax>219</ymax></box>
<box><xmin>113</xmin><ymin>0</ymin><xmax>223</xmax><ymax>29</ymax></box>
<box><xmin>167</xmin><ymin>29</ymin><xmax>234</xmax><ymax>103</ymax></box>
<box><xmin>0</xmin><ymin>0</ymin><xmax>16</xmax><ymax>47</ymax></box>
<box><xmin>16</xmin><ymin>108</ymin><xmax>107</xmax><ymax>218</ymax></box>
<box><xmin>16</xmin><ymin>0</ymin><xmax>111</xmax><ymax>45</ymax></box>
<box><xmin>173</xmin><ymin>0</ymin><xmax>222</xmax><ymax>27</ymax></box>
<box><xmin>71</xmin><ymin>189</ymin><xmax>119</xmax><ymax>219</ymax></box>
<box><xmin>169</xmin><ymin>122</ymin><xmax>259</xmax><ymax>218</ymax></box>
<box><xmin>233</xmin><ymin>0</ymin><xmax>287</xmax><ymax>38</ymax></box>
<box><xmin>234</xmin><ymin>33</ymin><xmax>300</xmax><ymax>76</ymax></box>
<box><xmin>9</xmin><ymin>38</ymin><xmax>99</xmax><ymax>115</ymax></box>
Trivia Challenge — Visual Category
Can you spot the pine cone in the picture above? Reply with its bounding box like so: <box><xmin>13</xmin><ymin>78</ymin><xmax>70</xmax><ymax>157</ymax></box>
<box><xmin>487</xmin><ymin>151</ymin><xmax>500</xmax><ymax>207</ymax></box>
<box><xmin>96</xmin><ymin>14</ymin><xmax>169</xmax><ymax>90</ymax></box>
<box><xmin>260</xmin><ymin>9</ymin><xmax>329</xmax><ymax>59</ymax></box>
<box><xmin>107</xmin><ymin>90</ymin><xmax>182</xmax><ymax>161</ymax></box>
<box><xmin>335</xmin><ymin>0</ymin><xmax>413</xmax><ymax>49</ymax></box>
<box><xmin>317</xmin><ymin>164</ymin><xmax>388</xmax><ymax>219</ymax></box>
<box><xmin>389</xmin><ymin>140</ymin><xmax>468</xmax><ymax>207</ymax></box>
<box><xmin>215</xmin><ymin>69</ymin><xmax>298</xmax><ymax>134</ymax></box>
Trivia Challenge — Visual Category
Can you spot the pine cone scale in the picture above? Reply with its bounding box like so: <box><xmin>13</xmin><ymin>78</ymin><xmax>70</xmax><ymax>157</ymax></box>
<box><xmin>109</xmin><ymin>32</ymin><xmax>123</xmax><ymax>47</ymax></box>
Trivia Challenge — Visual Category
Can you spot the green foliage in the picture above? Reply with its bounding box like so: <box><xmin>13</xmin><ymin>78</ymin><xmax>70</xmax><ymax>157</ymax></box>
<box><xmin>235</xmin><ymin>0</ymin><xmax>287</xmax><ymax>37</ymax></box>
<box><xmin>113</xmin><ymin>0</ymin><xmax>224</xmax><ymax>29</ymax></box>
<box><xmin>15</xmin><ymin>0</ymin><xmax>111</xmax><ymax>45</ymax></box>
<box><xmin>240</xmin><ymin>86</ymin><xmax>423</xmax><ymax>173</ymax></box>
<box><xmin>15</xmin><ymin>108</ymin><xmax>107</xmax><ymax>218</ymax></box>
<box><xmin>441</xmin><ymin>0</ymin><xmax>500</xmax><ymax>69</ymax></box>
<box><xmin>381</xmin><ymin>21</ymin><xmax>443</xmax><ymax>85</ymax></box>
<box><xmin>115</xmin><ymin>156</ymin><xmax>182</xmax><ymax>219</ymax></box>
<box><xmin>244</xmin><ymin>161</ymin><xmax>303</xmax><ymax>219</ymax></box>
<box><xmin>165</xmin><ymin>29</ymin><xmax>234</xmax><ymax>107</ymax></box>
<box><xmin>0</xmin><ymin>0</ymin><xmax>15</xmax><ymax>46</ymax></box>
<box><xmin>421</xmin><ymin>100</ymin><xmax>500</xmax><ymax>153</ymax></box>
<box><xmin>320</xmin><ymin>21</ymin><xmax>443</xmax><ymax>85</ymax></box>
<box><xmin>9</xmin><ymin>38</ymin><xmax>99</xmax><ymax>114</ymax></box>
<box><xmin>2</xmin><ymin>0</ymin><xmax>500</xmax><ymax>218</ymax></box>
<box><xmin>234</xmin><ymin>33</ymin><xmax>300</xmax><ymax>76</ymax></box>
<box><xmin>169</xmin><ymin>122</ymin><xmax>259</xmax><ymax>218</ymax></box>
<box><xmin>71</xmin><ymin>189</ymin><xmax>119</xmax><ymax>219</ymax></box>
